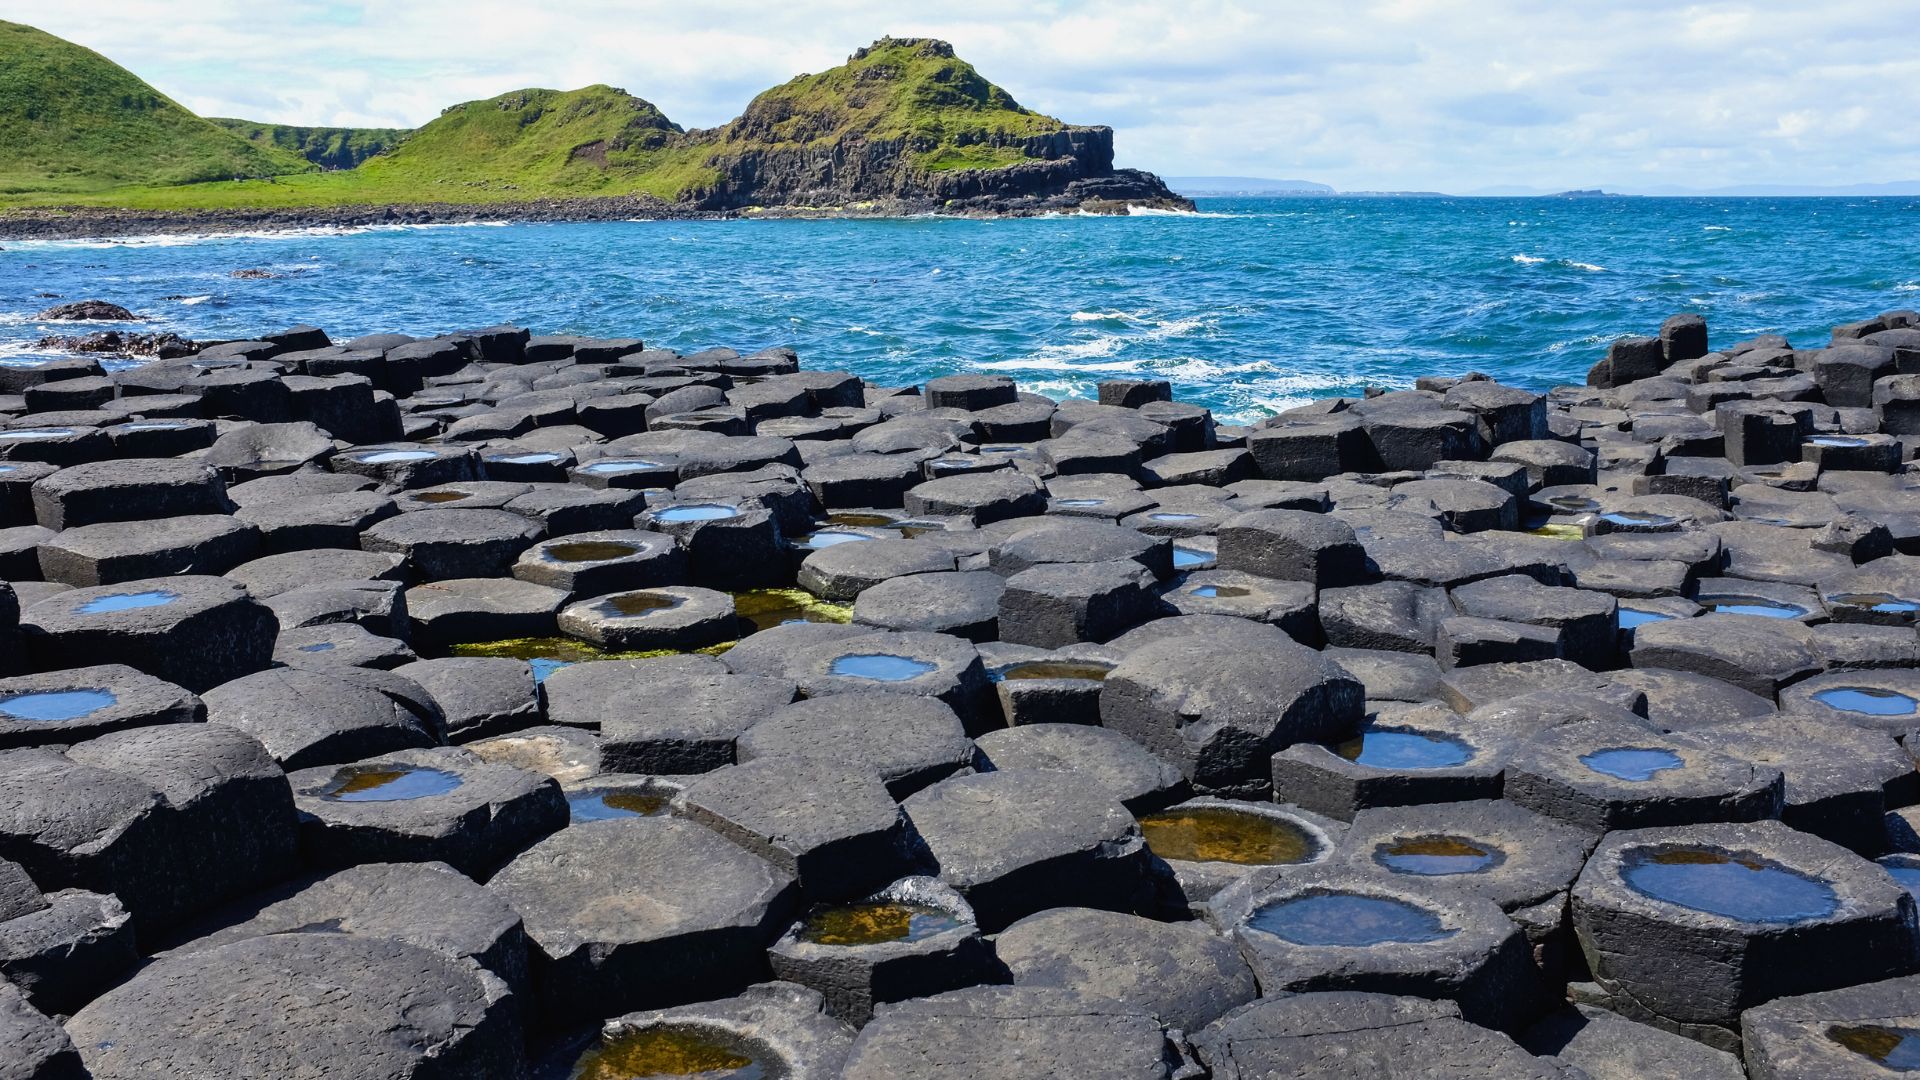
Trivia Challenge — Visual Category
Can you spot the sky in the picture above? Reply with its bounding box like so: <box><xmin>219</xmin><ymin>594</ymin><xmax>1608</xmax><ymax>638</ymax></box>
<box><xmin>10</xmin><ymin>0</ymin><xmax>1920</xmax><ymax>193</ymax></box>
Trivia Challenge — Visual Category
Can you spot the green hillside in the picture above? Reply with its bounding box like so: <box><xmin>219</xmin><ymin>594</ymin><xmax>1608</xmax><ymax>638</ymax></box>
<box><xmin>715</xmin><ymin>37</ymin><xmax>1064</xmax><ymax>172</ymax></box>
<box><xmin>208</xmin><ymin>118</ymin><xmax>410</xmax><ymax>170</ymax></box>
<box><xmin>0</xmin><ymin>20</ymin><xmax>309</xmax><ymax>193</ymax></box>
<box><xmin>351</xmin><ymin>85</ymin><xmax>717</xmax><ymax>200</ymax></box>
<box><xmin>0</xmin><ymin>29</ymin><xmax>1124</xmax><ymax>213</ymax></box>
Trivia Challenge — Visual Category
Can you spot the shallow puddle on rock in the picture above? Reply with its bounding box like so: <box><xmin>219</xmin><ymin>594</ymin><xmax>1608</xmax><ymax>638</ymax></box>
<box><xmin>410</xmin><ymin>491</ymin><xmax>470</xmax><ymax>504</ymax></box>
<box><xmin>0</xmin><ymin>688</ymin><xmax>117</xmax><ymax>721</ymax></box>
<box><xmin>996</xmin><ymin>660</ymin><xmax>1111</xmax><ymax>682</ymax></box>
<box><xmin>831</xmin><ymin>653</ymin><xmax>936</xmax><ymax>681</ymax></box>
<box><xmin>1138</xmin><ymin>806</ymin><xmax>1318</xmax><ymax>865</ymax></box>
<box><xmin>1599</xmin><ymin>511</ymin><xmax>1677</xmax><ymax>528</ymax></box>
<box><xmin>1620</xmin><ymin>845</ymin><xmax>1839</xmax><ymax>923</ymax></box>
<box><xmin>827</xmin><ymin>512</ymin><xmax>898</xmax><ymax>527</ymax></box>
<box><xmin>1699</xmin><ymin>595</ymin><xmax>1807</xmax><ymax>618</ymax></box>
<box><xmin>450</xmin><ymin>636</ymin><xmax>732</xmax><ymax>681</ymax></box>
<box><xmin>1374</xmin><ymin>835</ymin><xmax>1504</xmax><ymax>876</ymax></box>
<box><xmin>1812</xmin><ymin>687</ymin><xmax>1919</xmax><ymax>716</ymax></box>
<box><xmin>1150</xmin><ymin>512</ymin><xmax>1201</xmax><ymax>523</ymax></box>
<box><xmin>798</xmin><ymin>901</ymin><xmax>962</xmax><ymax>946</ymax></box>
<box><xmin>1581</xmin><ymin>747</ymin><xmax>1685</xmax><ymax>782</ymax></box>
<box><xmin>0</xmin><ymin>428</ymin><xmax>76</xmax><ymax>440</ymax></box>
<box><xmin>732</xmin><ymin>589</ymin><xmax>851</xmax><ymax>632</ymax></box>
<box><xmin>568</xmin><ymin>1026</ymin><xmax>769</xmax><ymax>1080</ymax></box>
<box><xmin>75</xmin><ymin>589</ymin><xmax>179</xmax><ymax>614</ymax></box>
<box><xmin>579</xmin><ymin>459</ymin><xmax>663</xmax><ymax>474</ymax></box>
<box><xmin>567</xmin><ymin>788</ymin><xmax>668</xmax><ymax>823</ymax></box>
<box><xmin>546</xmin><ymin>541</ymin><xmax>643</xmax><ymax>562</ymax></box>
<box><xmin>1172</xmin><ymin>546</ymin><xmax>1215</xmax><ymax>569</ymax></box>
<box><xmin>1246</xmin><ymin>892</ymin><xmax>1455</xmax><ymax>946</ymax></box>
<box><xmin>655</xmin><ymin>504</ymin><xmax>739</xmax><ymax>522</ymax></box>
<box><xmin>1190</xmin><ymin>584</ymin><xmax>1251</xmax><ymax>598</ymax></box>
<box><xmin>492</xmin><ymin>452</ymin><xmax>564</xmax><ymax>465</ymax></box>
<box><xmin>355</xmin><ymin>449</ymin><xmax>435</xmax><ymax>464</ymax></box>
<box><xmin>1829</xmin><ymin>1025</ymin><xmax>1920</xmax><ymax>1070</ymax></box>
<box><xmin>1055</xmin><ymin>498</ymin><xmax>1105</xmax><ymax>508</ymax></box>
<box><xmin>1335</xmin><ymin>729</ymin><xmax>1474</xmax><ymax>769</ymax></box>
<box><xmin>601</xmin><ymin>592</ymin><xmax>682</xmax><ymax>617</ymax></box>
<box><xmin>1808</xmin><ymin>435</ymin><xmax>1871</xmax><ymax>448</ymax></box>
<box><xmin>795</xmin><ymin>530</ymin><xmax>873</xmax><ymax>551</ymax></box>
<box><xmin>1548</xmin><ymin>496</ymin><xmax>1602</xmax><ymax>511</ymax></box>
<box><xmin>1827</xmin><ymin>592</ymin><xmax>1920</xmax><ymax>614</ymax></box>
<box><xmin>319</xmin><ymin>765</ymin><xmax>462</xmax><ymax>802</ymax></box>
<box><xmin>1617</xmin><ymin>608</ymin><xmax>1673</xmax><ymax>630</ymax></box>
<box><xmin>1884</xmin><ymin>864</ymin><xmax>1920</xmax><ymax>902</ymax></box>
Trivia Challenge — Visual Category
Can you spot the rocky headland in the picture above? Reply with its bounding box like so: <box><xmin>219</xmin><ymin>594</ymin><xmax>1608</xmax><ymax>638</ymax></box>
<box><xmin>2</xmin><ymin>305</ymin><xmax>1920</xmax><ymax>1076</ymax></box>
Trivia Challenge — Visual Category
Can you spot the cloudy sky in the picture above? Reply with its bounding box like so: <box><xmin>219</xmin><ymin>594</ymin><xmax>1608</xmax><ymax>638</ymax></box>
<box><xmin>11</xmin><ymin>0</ymin><xmax>1919</xmax><ymax>192</ymax></box>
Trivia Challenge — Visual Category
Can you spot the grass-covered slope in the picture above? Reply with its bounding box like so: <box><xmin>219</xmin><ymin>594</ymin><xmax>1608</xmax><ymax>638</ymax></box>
<box><xmin>0</xmin><ymin>20</ymin><xmax>308</xmax><ymax>194</ymax></box>
<box><xmin>714</xmin><ymin>37</ymin><xmax>1065</xmax><ymax>172</ymax></box>
<box><xmin>0</xmin><ymin>29</ymin><xmax>1151</xmax><ymax>214</ymax></box>
<box><xmin>208</xmin><ymin>118</ymin><xmax>410</xmax><ymax>171</ymax></box>
<box><xmin>352</xmin><ymin>85</ymin><xmax>716</xmax><ymax>200</ymax></box>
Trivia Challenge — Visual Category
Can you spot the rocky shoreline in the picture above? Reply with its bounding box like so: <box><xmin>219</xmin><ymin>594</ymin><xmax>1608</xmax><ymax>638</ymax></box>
<box><xmin>3</xmin><ymin>306</ymin><xmax>1920</xmax><ymax>1077</ymax></box>
<box><xmin>0</xmin><ymin>183</ymin><xmax>1192</xmax><ymax>242</ymax></box>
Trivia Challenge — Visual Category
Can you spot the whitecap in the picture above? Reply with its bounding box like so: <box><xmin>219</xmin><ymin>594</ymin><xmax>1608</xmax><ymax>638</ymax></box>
<box><xmin>1511</xmin><ymin>254</ymin><xmax>1548</xmax><ymax>265</ymax></box>
<box><xmin>177</xmin><ymin>295</ymin><xmax>213</xmax><ymax>305</ymax></box>
<box><xmin>1703</xmin><ymin>225</ymin><xmax>1732</xmax><ymax>232</ymax></box>
<box><xmin>1126</xmin><ymin>206</ymin><xmax>1235</xmax><ymax>219</ymax></box>
<box><xmin>1897</xmin><ymin>283</ymin><xmax>1920</xmax><ymax>293</ymax></box>
<box><xmin>1567</xmin><ymin>261</ymin><xmax>1607</xmax><ymax>273</ymax></box>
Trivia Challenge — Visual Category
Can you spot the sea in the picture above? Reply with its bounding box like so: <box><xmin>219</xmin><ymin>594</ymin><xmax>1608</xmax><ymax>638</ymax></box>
<box><xmin>4</xmin><ymin>195</ymin><xmax>1918</xmax><ymax>424</ymax></box>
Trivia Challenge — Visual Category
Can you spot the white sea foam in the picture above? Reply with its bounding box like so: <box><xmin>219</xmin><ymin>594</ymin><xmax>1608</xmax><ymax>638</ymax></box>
<box><xmin>177</xmin><ymin>295</ymin><xmax>213</xmax><ymax>305</ymax></box>
<box><xmin>1567</xmin><ymin>261</ymin><xmax>1607</xmax><ymax>273</ymax></box>
<box><xmin>1896</xmin><ymin>283</ymin><xmax>1920</xmax><ymax>293</ymax></box>
<box><xmin>2</xmin><ymin>220</ymin><xmax>512</xmax><ymax>250</ymax></box>
<box><xmin>1126</xmin><ymin>206</ymin><xmax>1235</xmax><ymax>219</ymax></box>
<box><xmin>1704</xmin><ymin>225</ymin><xmax>1733</xmax><ymax>232</ymax></box>
<box><xmin>1511</xmin><ymin>254</ymin><xmax>1548</xmax><ymax>265</ymax></box>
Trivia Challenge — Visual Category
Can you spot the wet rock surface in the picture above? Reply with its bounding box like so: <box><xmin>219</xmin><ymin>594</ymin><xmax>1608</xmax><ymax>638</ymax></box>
<box><xmin>7</xmin><ymin>308</ymin><xmax>1920</xmax><ymax>1069</ymax></box>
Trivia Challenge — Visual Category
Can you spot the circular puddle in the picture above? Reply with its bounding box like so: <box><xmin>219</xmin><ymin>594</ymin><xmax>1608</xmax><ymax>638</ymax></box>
<box><xmin>0</xmin><ymin>688</ymin><xmax>117</xmax><ymax>721</ymax></box>
<box><xmin>831</xmin><ymin>653</ymin><xmax>936</xmax><ymax>681</ymax></box>
<box><xmin>1580</xmin><ymin>747</ymin><xmax>1685</xmax><ymax>782</ymax></box>
<box><xmin>579</xmin><ymin>459</ymin><xmax>664</xmax><ymax>475</ymax></box>
<box><xmin>600</xmin><ymin>592</ymin><xmax>683</xmax><ymax>617</ymax></box>
<box><xmin>798</xmin><ymin>901</ymin><xmax>963</xmax><ymax>946</ymax></box>
<box><xmin>545</xmin><ymin>540</ymin><xmax>643</xmax><ymax>562</ymax></box>
<box><xmin>567</xmin><ymin>788</ymin><xmax>668</xmax><ymax>823</ymax></box>
<box><xmin>995</xmin><ymin>660</ymin><xmax>1111</xmax><ymax>682</ymax></box>
<box><xmin>1374</xmin><ymin>835</ymin><xmax>1505</xmax><ymax>876</ymax></box>
<box><xmin>1246</xmin><ymin>892</ymin><xmax>1456</xmax><ymax>946</ymax></box>
<box><xmin>75</xmin><ymin>589</ymin><xmax>179</xmax><ymax>614</ymax></box>
<box><xmin>655</xmin><ymin>504</ymin><xmax>740</xmax><ymax>523</ymax></box>
<box><xmin>1620</xmin><ymin>845</ymin><xmax>1838</xmax><ymax>923</ymax></box>
<box><xmin>354</xmin><ymin>449</ymin><xmax>435</xmax><ymax>464</ymax></box>
<box><xmin>1335</xmin><ymin>729</ymin><xmax>1474</xmax><ymax>769</ymax></box>
<box><xmin>1138</xmin><ymin>806</ymin><xmax>1319</xmax><ymax>865</ymax></box>
<box><xmin>1812</xmin><ymin>687</ymin><xmax>1919</xmax><ymax>716</ymax></box>
<box><xmin>318</xmin><ymin>765</ymin><xmax>463</xmax><ymax>802</ymax></box>
<box><xmin>568</xmin><ymin>1025</ymin><xmax>773</xmax><ymax>1080</ymax></box>
<box><xmin>1190</xmin><ymin>584</ymin><xmax>1251</xmax><ymax>599</ymax></box>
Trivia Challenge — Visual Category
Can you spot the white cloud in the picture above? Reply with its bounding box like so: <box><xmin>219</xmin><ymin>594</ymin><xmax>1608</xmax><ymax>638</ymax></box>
<box><xmin>8</xmin><ymin>0</ymin><xmax>1919</xmax><ymax>191</ymax></box>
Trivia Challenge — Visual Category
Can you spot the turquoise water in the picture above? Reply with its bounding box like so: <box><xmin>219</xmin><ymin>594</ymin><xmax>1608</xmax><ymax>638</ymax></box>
<box><xmin>5</xmin><ymin>196</ymin><xmax>1918</xmax><ymax>421</ymax></box>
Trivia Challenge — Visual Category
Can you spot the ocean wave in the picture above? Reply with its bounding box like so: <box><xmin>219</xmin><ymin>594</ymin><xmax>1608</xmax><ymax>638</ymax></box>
<box><xmin>1896</xmin><ymin>283</ymin><xmax>1920</xmax><ymax>293</ymax></box>
<box><xmin>1512</xmin><ymin>253</ymin><xmax>1605</xmax><ymax>272</ymax></box>
<box><xmin>177</xmin><ymin>295</ymin><xmax>213</xmax><ymax>305</ymax></box>
<box><xmin>2</xmin><ymin>220</ymin><xmax>513</xmax><ymax>250</ymax></box>
<box><xmin>1127</xmin><ymin>206</ymin><xmax>1236</xmax><ymax>219</ymax></box>
<box><xmin>1703</xmin><ymin>225</ymin><xmax>1733</xmax><ymax>232</ymax></box>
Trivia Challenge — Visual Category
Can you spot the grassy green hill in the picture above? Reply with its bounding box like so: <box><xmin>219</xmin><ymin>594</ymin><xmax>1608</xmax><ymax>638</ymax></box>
<box><xmin>0</xmin><ymin>20</ymin><xmax>309</xmax><ymax>194</ymax></box>
<box><xmin>0</xmin><ymin>29</ymin><xmax>1130</xmax><ymax>213</ymax></box>
<box><xmin>208</xmin><ymin>118</ymin><xmax>411</xmax><ymax>170</ymax></box>
<box><xmin>714</xmin><ymin>37</ymin><xmax>1063</xmax><ymax>172</ymax></box>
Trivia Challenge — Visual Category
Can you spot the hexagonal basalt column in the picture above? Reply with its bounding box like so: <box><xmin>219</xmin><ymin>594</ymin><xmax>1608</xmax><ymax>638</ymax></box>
<box><xmin>67</xmin><ymin>933</ymin><xmax>520</xmax><ymax>1080</ymax></box>
<box><xmin>842</xmin><ymin>985</ymin><xmax>1177</xmax><ymax>1080</ymax></box>
<box><xmin>543</xmin><ymin>982</ymin><xmax>854</xmax><ymax>1080</ymax></box>
<box><xmin>767</xmin><ymin>877</ymin><xmax>992</xmax><ymax>1027</ymax></box>
<box><xmin>510</xmin><ymin>529</ymin><xmax>685</xmax><ymax>597</ymax></box>
<box><xmin>1270</xmin><ymin>702</ymin><xmax>1510</xmax><ymax>821</ymax></box>
<box><xmin>1135</xmin><ymin>796</ymin><xmax>1342</xmax><ymax>908</ymax></box>
<box><xmin>556</xmin><ymin>585</ymin><xmax>738</xmax><ymax>650</ymax></box>
<box><xmin>1101</xmin><ymin>621</ymin><xmax>1364</xmax><ymax>798</ymax></box>
<box><xmin>1743</xmin><ymin>974</ymin><xmax>1920</xmax><ymax>1079</ymax></box>
<box><xmin>995</xmin><ymin>906</ymin><xmax>1259</xmax><ymax>1033</ymax></box>
<box><xmin>1192</xmin><ymin>992</ymin><xmax>1564</xmax><ymax>1078</ymax></box>
<box><xmin>488</xmin><ymin>816</ymin><xmax>799</xmax><ymax>1023</ymax></box>
<box><xmin>1573</xmin><ymin>820</ymin><xmax>1920</xmax><ymax>1039</ymax></box>
<box><xmin>902</xmin><ymin>770</ymin><xmax>1154</xmax><ymax>933</ymax></box>
<box><xmin>360</xmin><ymin>507</ymin><xmax>543</xmax><ymax>581</ymax></box>
<box><xmin>0</xmin><ymin>663</ymin><xmax>200</xmax><ymax>749</ymax></box>
<box><xmin>1504</xmin><ymin>719</ymin><xmax>1783</xmax><ymax>833</ymax></box>
<box><xmin>20</xmin><ymin>575</ymin><xmax>276</xmax><ymax>693</ymax></box>
<box><xmin>287</xmin><ymin>746</ymin><xmax>566</xmax><ymax>876</ymax></box>
<box><xmin>1210</xmin><ymin>869</ymin><xmax>1544</xmax><ymax>1031</ymax></box>
<box><xmin>739</xmin><ymin>692</ymin><xmax>975</xmax><ymax>800</ymax></box>
<box><xmin>203</xmin><ymin>666</ymin><xmax>441</xmax><ymax>770</ymax></box>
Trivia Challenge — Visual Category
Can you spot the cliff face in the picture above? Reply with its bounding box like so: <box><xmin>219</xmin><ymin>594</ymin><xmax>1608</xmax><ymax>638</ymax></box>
<box><xmin>676</xmin><ymin>38</ymin><xmax>1189</xmax><ymax>213</ymax></box>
